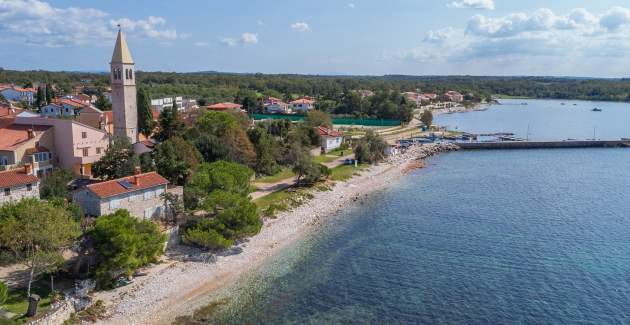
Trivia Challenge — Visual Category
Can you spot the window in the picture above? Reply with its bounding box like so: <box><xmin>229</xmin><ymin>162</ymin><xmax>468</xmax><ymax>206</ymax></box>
<box><xmin>129</xmin><ymin>69</ymin><xmax>133</xmax><ymax>79</ymax></box>
<box><xmin>154</xmin><ymin>206</ymin><xmax>162</xmax><ymax>217</ymax></box>
<box><xmin>3</xmin><ymin>188</ymin><xmax>9</xmax><ymax>196</ymax></box>
<box><xmin>144</xmin><ymin>207</ymin><xmax>153</xmax><ymax>219</ymax></box>
<box><xmin>82</xmin><ymin>132</ymin><xmax>87</xmax><ymax>139</ymax></box>
<box><xmin>96</xmin><ymin>147</ymin><xmax>102</xmax><ymax>155</ymax></box>
<box><xmin>34</xmin><ymin>152</ymin><xmax>50</xmax><ymax>162</ymax></box>
<box><xmin>82</xmin><ymin>148</ymin><xmax>89</xmax><ymax>157</ymax></box>
<box><xmin>129</xmin><ymin>193</ymin><xmax>138</xmax><ymax>202</ymax></box>
<box><xmin>26</xmin><ymin>184</ymin><xmax>32</xmax><ymax>191</ymax></box>
<box><xmin>109</xmin><ymin>199</ymin><xmax>120</xmax><ymax>210</ymax></box>
<box><xmin>0</xmin><ymin>156</ymin><xmax>9</xmax><ymax>166</ymax></box>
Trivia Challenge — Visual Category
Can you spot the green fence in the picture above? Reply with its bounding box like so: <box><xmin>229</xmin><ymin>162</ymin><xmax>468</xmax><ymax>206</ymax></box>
<box><xmin>250</xmin><ymin>114</ymin><xmax>401</xmax><ymax>127</ymax></box>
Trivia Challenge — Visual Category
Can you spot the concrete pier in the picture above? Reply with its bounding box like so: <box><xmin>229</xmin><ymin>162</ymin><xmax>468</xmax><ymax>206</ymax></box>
<box><xmin>456</xmin><ymin>140</ymin><xmax>630</xmax><ymax>150</ymax></box>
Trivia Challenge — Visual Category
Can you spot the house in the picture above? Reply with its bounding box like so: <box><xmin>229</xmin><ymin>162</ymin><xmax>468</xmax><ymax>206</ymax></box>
<box><xmin>0</xmin><ymin>166</ymin><xmax>40</xmax><ymax>205</ymax></box>
<box><xmin>207</xmin><ymin>102</ymin><xmax>243</xmax><ymax>111</ymax></box>
<box><xmin>355</xmin><ymin>90</ymin><xmax>375</xmax><ymax>99</ymax></box>
<box><xmin>289</xmin><ymin>98</ymin><xmax>315</xmax><ymax>113</ymax></box>
<box><xmin>317</xmin><ymin>126</ymin><xmax>344</xmax><ymax>153</ymax></box>
<box><xmin>40</xmin><ymin>99</ymin><xmax>107</xmax><ymax>131</ymax></box>
<box><xmin>0</xmin><ymin>119</ymin><xmax>55</xmax><ymax>176</ymax></box>
<box><xmin>73</xmin><ymin>169</ymin><xmax>169</xmax><ymax>219</ymax></box>
<box><xmin>264</xmin><ymin>97</ymin><xmax>291</xmax><ymax>114</ymax></box>
<box><xmin>0</xmin><ymin>86</ymin><xmax>36</xmax><ymax>105</ymax></box>
<box><xmin>151</xmin><ymin>96</ymin><xmax>189</xmax><ymax>112</ymax></box>
<box><xmin>14</xmin><ymin>115</ymin><xmax>110</xmax><ymax>177</ymax></box>
<box><xmin>442</xmin><ymin>91</ymin><xmax>464</xmax><ymax>103</ymax></box>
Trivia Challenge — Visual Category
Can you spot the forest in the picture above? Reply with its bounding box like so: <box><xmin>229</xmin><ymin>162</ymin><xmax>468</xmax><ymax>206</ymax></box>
<box><xmin>2</xmin><ymin>68</ymin><xmax>630</xmax><ymax>104</ymax></box>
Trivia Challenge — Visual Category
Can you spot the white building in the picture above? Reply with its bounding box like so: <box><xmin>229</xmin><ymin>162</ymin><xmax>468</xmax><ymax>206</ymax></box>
<box><xmin>289</xmin><ymin>98</ymin><xmax>315</xmax><ymax>113</ymax></box>
<box><xmin>264</xmin><ymin>97</ymin><xmax>291</xmax><ymax>114</ymax></box>
<box><xmin>0</xmin><ymin>86</ymin><xmax>36</xmax><ymax>105</ymax></box>
<box><xmin>318</xmin><ymin>126</ymin><xmax>344</xmax><ymax>153</ymax></box>
<box><xmin>0</xmin><ymin>166</ymin><xmax>40</xmax><ymax>205</ymax></box>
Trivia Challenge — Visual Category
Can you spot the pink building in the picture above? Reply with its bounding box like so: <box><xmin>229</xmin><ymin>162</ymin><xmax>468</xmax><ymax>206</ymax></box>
<box><xmin>14</xmin><ymin>116</ymin><xmax>110</xmax><ymax>177</ymax></box>
<box><xmin>442</xmin><ymin>91</ymin><xmax>464</xmax><ymax>103</ymax></box>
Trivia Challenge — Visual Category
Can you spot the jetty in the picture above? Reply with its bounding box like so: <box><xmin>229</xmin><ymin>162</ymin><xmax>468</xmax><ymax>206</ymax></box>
<box><xmin>456</xmin><ymin>140</ymin><xmax>630</xmax><ymax>150</ymax></box>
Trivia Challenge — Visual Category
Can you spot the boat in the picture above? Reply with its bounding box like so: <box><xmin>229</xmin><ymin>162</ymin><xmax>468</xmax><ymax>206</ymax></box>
<box><xmin>592</xmin><ymin>108</ymin><xmax>603</xmax><ymax>112</ymax></box>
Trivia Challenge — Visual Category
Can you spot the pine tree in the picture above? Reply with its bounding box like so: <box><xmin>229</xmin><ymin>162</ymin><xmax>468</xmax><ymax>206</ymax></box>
<box><xmin>45</xmin><ymin>84</ymin><xmax>52</xmax><ymax>105</ymax></box>
<box><xmin>35</xmin><ymin>86</ymin><xmax>44</xmax><ymax>108</ymax></box>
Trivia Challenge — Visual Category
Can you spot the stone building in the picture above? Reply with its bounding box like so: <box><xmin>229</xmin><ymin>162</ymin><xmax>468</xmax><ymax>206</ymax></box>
<box><xmin>72</xmin><ymin>169</ymin><xmax>170</xmax><ymax>219</ymax></box>
<box><xmin>110</xmin><ymin>29</ymin><xmax>138</xmax><ymax>143</ymax></box>
<box><xmin>0</xmin><ymin>166</ymin><xmax>40</xmax><ymax>205</ymax></box>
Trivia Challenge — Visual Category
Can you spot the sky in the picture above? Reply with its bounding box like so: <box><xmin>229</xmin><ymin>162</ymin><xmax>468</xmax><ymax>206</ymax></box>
<box><xmin>2</xmin><ymin>0</ymin><xmax>630</xmax><ymax>77</ymax></box>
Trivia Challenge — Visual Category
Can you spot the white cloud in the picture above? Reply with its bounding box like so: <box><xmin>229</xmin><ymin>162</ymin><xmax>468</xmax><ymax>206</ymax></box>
<box><xmin>257</xmin><ymin>20</ymin><xmax>265</xmax><ymax>27</ymax></box>
<box><xmin>389</xmin><ymin>6</ymin><xmax>630</xmax><ymax>74</ymax></box>
<box><xmin>194</xmin><ymin>41</ymin><xmax>209</xmax><ymax>47</ymax></box>
<box><xmin>448</xmin><ymin>0</ymin><xmax>494</xmax><ymax>10</ymax></box>
<box><xmin>220</xmin><ymin>33</ymin><xmax>258</xmax><ymax>47</ymax></box>
<box><xmin>348</xmin><ymin>3</ymin><xmax>355</xmax><ymax>9</ymax></box>
<box><xmin>0</xmin><ymin>0</ymin><xmax>178</xmax><ymax>47</ymax></box>
<box><xmin>241</xmin><ymin>33</ymin><xmax>258</xmax><ymax>44</ymax></box>
<box><xmin>110</xmin><ymin>16</ymin><xmax>177</xmax><ymax>40</ymax></box>
<box><xmin>221</xmin><ymin>37</ymin><xmax>238</xmax><ymax>47</ymax></box>
<box><xmin>290</xmin><ymin>22</ymin><xmax>311</xmax><ymax>32</ymax></box>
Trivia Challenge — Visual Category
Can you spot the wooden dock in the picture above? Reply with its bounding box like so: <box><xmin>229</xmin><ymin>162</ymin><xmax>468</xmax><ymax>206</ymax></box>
<box><xmin>456</xmin><ymin>140</ymin><xmax>630</xmax><ymax>150</ymax></box>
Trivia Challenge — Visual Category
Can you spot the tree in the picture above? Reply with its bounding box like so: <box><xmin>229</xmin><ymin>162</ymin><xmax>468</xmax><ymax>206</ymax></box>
<box><xmin>304</xmin><ymin>110</ymin><xmax>332</xmax><ymax>129</ymax></box>
<box><xmin>247</xmin><ymin>127</ymin><xmax>280</xmax><ymax>175</ymax></box>
<box><xmin>39</xmin><ymin>168</ymin><xmax>74</xmax><ymax>200</ymax></box>
<box><xmin>92</xmin><ymin>137</ymin><xmax>140</xmax><ymax>180</ymax></box>
<box><xmin>291</xmin><ymin>147</ymin><xmax>328</xmax><ymax>186</ymax></box>
<box><xmin>235</xmin><ymin>89</ymin><xmax>259</xmax><ymax>113</ymax></box>
<box><xmin>44</xmin><ymin>84</ymin><xmax>52</xmax><ymax>105</ymax></box>
<box><xmin>354</xmin><ymin>130</ymin><xmax>387</xmax><ymax>164</ymax></box>
<box><xmin>35</xmin><ymin>86</ymin><xmax>44</xmax><ymax>108</ymax></box>
<box><xmin>154</xmin><ymin>137</ymin><xmax>201</xmax><ymax>186</ymax></box>
<box><xmin>420</xmin><ymin>109</ymin><xmax>433</xmax><ymax>127</ymax></box>
<box><xmin>137</xmin><ymin>87</ymin><xmax>156</xmax><ymax>137</ymax></box>
<box><xmin>181</xmin><ymin>190</ymin><xmax>260</xmax><ymax>250</ymax></box>
<box><xmin>0</xmin><ymin>281</ymin><xmax>7</xmax><ymax>306</ymax></box>
<box><xmin>184</xmin><ymin>161</ymin><xmax>253</xmax><ymax>209</ymax></box>
<box><xmin>89</xmin><ymin>210</ymin><xmax>166</xmax><ymax>287</ymax></box>
<box><xmin>155</xmin><ymin>106</ymin><xmax>185</xmax><ymax>142</ymax></box>
<box><xmin>190</xmin><ymin>111</ymin><xmax>255</xmax><ymax>166</ymax></box>
<box><xmin>94</xmin><ymin>92</ymin><xmax>111</xmax><ymax>111</ymax></box>
<box><xmin>0</xmin><ymin>199</ymin><xmax>80</xmax><ymax>299</ymax></box>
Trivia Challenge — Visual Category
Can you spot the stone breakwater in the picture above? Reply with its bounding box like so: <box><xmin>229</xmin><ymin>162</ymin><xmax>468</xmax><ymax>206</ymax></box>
<box><xmin>388</xmin><ymin>143</ymin><xmax>460</xmax><ymax>164</ymax></box>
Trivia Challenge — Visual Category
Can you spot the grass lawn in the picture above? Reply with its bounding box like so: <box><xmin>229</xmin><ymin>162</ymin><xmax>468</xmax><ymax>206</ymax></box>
<box><xmin>254</xmin><ymin>189</ymin><xmax>292</xmax><ymax>209</ymax></box>
<box><xmin>330</xmin><ymin>164</ymin><xmax>368</xmax><ymax>181</ymax></box>
<box><xmin>254</xmin><ymin>168</ymin><xmax>295</xmax><ymax>184</ymax></box>
<box><xmin>2</xmin><ymin>282</ymin><xmax>52</xmax><ymax>323</ymax></box>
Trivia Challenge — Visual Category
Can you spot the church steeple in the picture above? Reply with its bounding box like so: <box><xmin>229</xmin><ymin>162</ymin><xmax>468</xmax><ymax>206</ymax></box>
<box><xmin>110</xmin><ymin>28</ymin><xmax>138</xmax><ymax>143</ymax></box>
<box><xmin>111</xmin><ymin>29</ymin><xmax>134</xmax><ymax>64</ymax></box>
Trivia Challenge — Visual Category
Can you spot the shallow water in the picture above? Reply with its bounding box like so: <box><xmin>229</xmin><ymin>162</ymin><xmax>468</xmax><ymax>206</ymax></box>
<box><xmin>181</xmin><ymin>99</ymin><xmax>630</xmax><ymax>324</ymax></box>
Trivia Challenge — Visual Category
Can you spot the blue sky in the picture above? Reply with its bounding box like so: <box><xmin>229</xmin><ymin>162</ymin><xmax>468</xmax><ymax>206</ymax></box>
<box><xmin>2</xmin><ymin>0</ymin><xmax>630</xmax><ymax>76</ymax></box>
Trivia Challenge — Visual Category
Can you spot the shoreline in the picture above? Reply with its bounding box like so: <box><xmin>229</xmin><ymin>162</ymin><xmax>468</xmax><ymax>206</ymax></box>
<box><xmin>94</xmin><ymin>143</ymin><xmax>457</xmax><ymax>325</ymax></box>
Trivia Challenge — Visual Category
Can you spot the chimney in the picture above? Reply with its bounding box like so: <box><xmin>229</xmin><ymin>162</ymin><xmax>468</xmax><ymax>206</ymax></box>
<box><xmin>133</xmin><ymin>166</ymin><xmax>142</xmax><ymax>185</ymax></box>
<box><xmin>27</xmin><ymin>129</ymin><xmax>35</xmax><ymax>139</ymax></box>
<box><xmin>24</xmin><ymin>164</ymin><xmax>32</xmax><ymax>175</ymax></box>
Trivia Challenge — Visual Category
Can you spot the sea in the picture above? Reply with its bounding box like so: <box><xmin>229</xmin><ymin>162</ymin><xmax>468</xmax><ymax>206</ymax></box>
<box><xmin>176</xmin><ymin>99</ymin><xmax>630</xmax><ymax>324</ymax></box>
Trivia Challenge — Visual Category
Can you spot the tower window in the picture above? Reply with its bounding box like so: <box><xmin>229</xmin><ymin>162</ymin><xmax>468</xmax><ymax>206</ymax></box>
<box><xmin>129</xmin><ymin>69</ymin><xmax>133</xmax><ymax>80</ymax></box>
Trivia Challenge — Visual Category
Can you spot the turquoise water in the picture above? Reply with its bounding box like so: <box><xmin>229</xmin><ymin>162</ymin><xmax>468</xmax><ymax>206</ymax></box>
<box><xmin>436</xmin><ymin>99</ymin><xmax>630</xmax><ymax>140</ymax></box>
<box><xmin>182</xmin><ymin>100</ymin><xmax>630</xmax><ymax>324</ymax></box>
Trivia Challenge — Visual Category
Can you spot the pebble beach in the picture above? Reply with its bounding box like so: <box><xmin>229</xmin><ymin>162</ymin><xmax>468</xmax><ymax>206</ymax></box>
<box><xmin>94</xmin><ymin>143</ymin><xmax>457</xmax><ymax>325</ymax></box>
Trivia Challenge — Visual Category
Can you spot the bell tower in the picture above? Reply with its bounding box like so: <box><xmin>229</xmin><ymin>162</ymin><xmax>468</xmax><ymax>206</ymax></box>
<box><xmin>110</xmin><ymin>28</ymin><xmax>138</xmax><ymax>142</ymax></box>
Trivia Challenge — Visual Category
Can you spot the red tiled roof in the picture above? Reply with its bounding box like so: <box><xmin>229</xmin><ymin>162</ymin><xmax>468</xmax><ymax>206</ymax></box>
<box><xmin>0</xmin><ymin>121</ymin><xmax>51</xmax><ymax>150</ymax></box>
<box><xmin>12</xmin><ymin>87</ymin><xmax>35</xmax><ymax>93</ymax></box>
<box><xmin>207</xmin><ymin>102</ymin><xmax>243</xmax><ymax>110</ymax></box>
<box><xmin>56</xmin><ymin>98</ymin><xmax>87</xmax><ymax>108</ymax></box>
<box><xmin>317</xmin><ymin>126</ymin><xmax>343</xmax><ymax>137</ymax></box>
<box><xmin>87</xmin><ymin>172</ymin><xmax>169</xmax><ymax>199</ymax></box>
<box><xmin>0</xmin><ymin>169</ymin><xmax>38</xmax><ymax>189</ymax></box>
<box><xmin>290</xmin><ymin>99</ymin><xmax>315</xmax><ymax>105</ymax></box>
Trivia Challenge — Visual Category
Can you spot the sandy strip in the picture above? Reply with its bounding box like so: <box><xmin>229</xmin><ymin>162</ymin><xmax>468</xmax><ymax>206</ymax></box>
<box><xmin>94</xmin><ymin>144</ymin><xmax>454</xmax><ymax>325</ymax></box>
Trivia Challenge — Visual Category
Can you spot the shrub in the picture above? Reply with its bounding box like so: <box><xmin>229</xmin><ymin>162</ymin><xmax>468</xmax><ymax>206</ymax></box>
<box><xmin>0</xmin><ymin>281</ymin><xmax>7</xmax><ymax>305</ymax></box>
